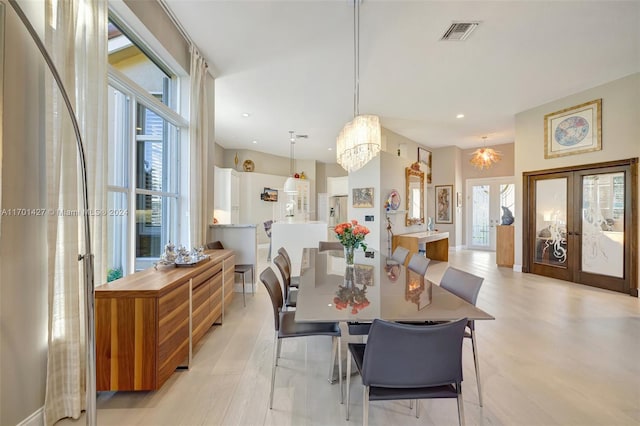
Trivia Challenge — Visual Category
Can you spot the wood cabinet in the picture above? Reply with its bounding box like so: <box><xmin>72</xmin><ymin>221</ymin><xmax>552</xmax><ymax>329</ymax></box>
<box><xmin>496</xmin><ymin>225</ymin><xmax>514</xmax><ymax>267</ymax></box>
<box><xmin>96</xmin><ymin>250</ymin><xmax>233</xmax><ymax>391</ymax></box>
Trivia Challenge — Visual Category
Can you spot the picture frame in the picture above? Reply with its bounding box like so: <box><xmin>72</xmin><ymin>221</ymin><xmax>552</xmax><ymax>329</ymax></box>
<box><xmin>435</xmin><ymin>185</ymin><xmax>453</xmax><ymax>224</ymax></box>
<box><xmin>353</xmin><ymin>187</ymin><xmax>374</xmax><ymax>208</ymax></box>
<box><xmin>260</xmin><ymin>187</ymin><xmax>278</xmax><ymax>202</ymax></box>
<box><xmin>354</xmin><ymin>264</ymin><xmax>374</xmax><ymax>287</ymax></box>
<box><xmin>418</xmin><ymin>147</ymin><xmax>432</xmax><ymax>183</ymax></box>
<box><xmin>544</xmin><ymin>99</ymin><xmax>602</xmax><ymax>159</ymax></box>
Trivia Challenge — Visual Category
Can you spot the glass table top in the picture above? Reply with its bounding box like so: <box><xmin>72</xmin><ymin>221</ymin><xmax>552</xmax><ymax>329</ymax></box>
<box><xmin>294</xmin><ymin>248</ymin><xmax>494</xmax><ymax>323</ymax></box>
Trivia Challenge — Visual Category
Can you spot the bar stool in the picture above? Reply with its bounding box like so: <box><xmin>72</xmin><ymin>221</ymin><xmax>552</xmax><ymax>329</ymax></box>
<box><xmin>234</xmin><ymin>264</ymin><xmax>254</xmax><ymax>307</ymax></box>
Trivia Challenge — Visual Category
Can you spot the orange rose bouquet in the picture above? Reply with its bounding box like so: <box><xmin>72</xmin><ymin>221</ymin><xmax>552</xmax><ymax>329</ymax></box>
<box><xmin>334</xmin><ymin>219</ymin><xmax>370</xmax><ymax>251</ymax></box>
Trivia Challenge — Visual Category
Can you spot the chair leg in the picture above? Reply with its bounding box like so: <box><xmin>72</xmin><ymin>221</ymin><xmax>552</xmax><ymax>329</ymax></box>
<box><xmin>456</xmin><ymin>383</ymin><xmax>465</xmax><ymax>426</ymax></box>
<box><xmin>363</xmin><ymin>386</ymin><xmax>369</xmax><ymax>426</ymax></box>
<box><xmin>415</xmin><ymin>400</ymin><xmax>419</xmax><ymax>418</ymax></box>
<box><xmin>346</xmin><ymin>353</ymin><xmax>351</xmax><ymax>420</ymax></box>
<box><xmin>269</xmin><ymin>333</ymin><xmax>278</xmax><ymax>409</ymax></box>
<box><xmin>251</xmin><ymin>266</ymin><xmax>255</xmax><ymax>297</ymax></box>
<box><xmin>242</xmin><ymin>272</ymin><xmax>246</xmax><ymax>307</ymax></box>
<box><xmin>276</xmin><ymin>338</ymin><xmax>282</xmax><ymax>366</ymax></box>
<box><xmin>328</xmin><ymin>336</ymin><xmax>337</xmax><ymax>384</ymax></box>
<box><xmin>338</xmin><ymin>337</ymin><xmax>343</xmax><ymax>404</ymax></box>
<box><xmin>471</xmin><ymin>329</ymin><xmax>483</xmax><ymax>407</ymax></box>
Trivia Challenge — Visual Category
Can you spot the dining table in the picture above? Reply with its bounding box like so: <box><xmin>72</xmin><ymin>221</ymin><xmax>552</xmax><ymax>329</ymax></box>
<box><xmin>294</xmin><ymin>248</ymin><xmax>494</xmax><ymax>324</ymax></box>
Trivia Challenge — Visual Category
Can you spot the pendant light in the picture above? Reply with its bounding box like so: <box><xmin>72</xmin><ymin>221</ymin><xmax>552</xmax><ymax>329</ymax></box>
<box><xmin>470</xmin><ymin>136</ymin><xmax>502</xmax><ymax>170</ymax></box>
<box><xmin>284</xmin><ymin>131</ymin><xmax>300</xmax><ymax>193</ymax></box>
<box><xmin>336</xmin><ymin>0</ymin><xmax>381</xmax><ymax>173</ymax></box>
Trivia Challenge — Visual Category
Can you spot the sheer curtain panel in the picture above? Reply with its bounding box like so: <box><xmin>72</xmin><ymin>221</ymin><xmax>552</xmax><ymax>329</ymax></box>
<box><xmin>43</xmin><ymin>0</ymin><xmax>107</xmax><ymax>424</ymax></box>
<box><xmin>188</xmin><ymin>46</ymin><xmax>209</xmax><ymax>246</ymax></box>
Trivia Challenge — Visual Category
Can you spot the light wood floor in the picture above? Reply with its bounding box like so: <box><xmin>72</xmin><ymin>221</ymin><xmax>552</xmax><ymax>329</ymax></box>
<box><xmin>60</xmin><ymin>249</ymin><xmax>640</xmax><ymax>426</ymax></box>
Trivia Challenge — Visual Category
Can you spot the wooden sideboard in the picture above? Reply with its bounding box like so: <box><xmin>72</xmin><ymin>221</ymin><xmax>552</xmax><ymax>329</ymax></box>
<box><xmin>392</xmin><ymin>231</ymin><xmax>450</xmax><ymax>264</ymax></box>
<box><xmin>96</xmin><ymin>250</ymin><xmax>235</xmax><ymax>391</ymax></box>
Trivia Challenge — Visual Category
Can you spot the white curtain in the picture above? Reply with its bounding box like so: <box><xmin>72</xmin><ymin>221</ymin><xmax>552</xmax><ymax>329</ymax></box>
<box><xmin>189</xmin><ymin>46</ymin><xmax>209</xmax><ymax>246</ymax></box>
<box><xmin>43</xmin><ymin>0</ymin><xmax>107</xmax><ymax>424</ymax></box>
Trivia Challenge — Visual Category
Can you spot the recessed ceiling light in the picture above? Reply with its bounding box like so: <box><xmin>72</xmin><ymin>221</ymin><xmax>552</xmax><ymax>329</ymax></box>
<box><xmin>328</xmin><ymin>147</ymin><xmax>333</xmax><ymax>151</ymax></box>
<box><xmin>456</xmin><ymin>114</ymin><xmax>465</xmax><ymax>119</ymax></box>
<box><xmin>241</xmin><ymin>112</ymin><xmax>250</xmax><ymax>117</ymax></box>
<box><xmin>252</xmin><ymin>140</ymin><xmax>257</xmax><ymax>144</ymax></box>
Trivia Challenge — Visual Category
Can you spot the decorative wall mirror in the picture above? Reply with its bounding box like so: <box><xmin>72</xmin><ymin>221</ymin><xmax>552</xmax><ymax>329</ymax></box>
<box><xmin>405</xmin><ymin>167</ymin><xmax>425</xmax><ymax>226</ymax></box>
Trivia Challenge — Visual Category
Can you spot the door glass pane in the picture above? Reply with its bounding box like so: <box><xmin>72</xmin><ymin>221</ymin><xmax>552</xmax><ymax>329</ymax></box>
<box><xmin>471</xmin><ymin>185</ymin><xmax>490</xmax><ymax>247</ymax></box>
<box><xmin>535</xmin><ymin>178</ymin><xmax>568</xmax><ymax>266</ymax></box>
<box><xmin>582</xmin><ymin>172</ymin><xmax>624</xmax><ymax>278</ymax></box>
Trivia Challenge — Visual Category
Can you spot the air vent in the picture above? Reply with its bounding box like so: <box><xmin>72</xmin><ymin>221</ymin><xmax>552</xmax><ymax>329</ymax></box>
<box><xmin>440</xmin><ymin>22</ymin><xmax>479</xmax><ymax>41</ymax></box>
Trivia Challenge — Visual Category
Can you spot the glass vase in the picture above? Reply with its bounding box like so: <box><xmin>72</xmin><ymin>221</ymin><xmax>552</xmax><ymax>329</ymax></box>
<box><xmin>343</xmin><ymin>245</ymin><xmax>355</xmax><ymax>266</ymax></box>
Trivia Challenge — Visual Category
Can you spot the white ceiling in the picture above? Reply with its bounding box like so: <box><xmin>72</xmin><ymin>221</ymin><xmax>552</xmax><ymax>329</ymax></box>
<box><xmin>165</xmin><ymin>0</ymin><xmax>640</xmax><ymax>163</ymax></box>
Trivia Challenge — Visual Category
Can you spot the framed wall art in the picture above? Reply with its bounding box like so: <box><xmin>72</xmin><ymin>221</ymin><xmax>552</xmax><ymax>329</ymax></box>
<box><xmin>353</xmin><ymin>187</ymin><xmax>374</xmax><ymax>208</ymax></box>
<box><xmin>544</xmin><ymin>99</ymin><xmax>602</xmax><ymax>159</ymax></box>
<box><xmin>418</xmin><ymin>147</ymin><xmax>432</xmax><ymax>183</ymax></box>
<box><xmin>435</xmin><ymin>185</ymin><xmax>453</xmax><ymax>224</ymax></box>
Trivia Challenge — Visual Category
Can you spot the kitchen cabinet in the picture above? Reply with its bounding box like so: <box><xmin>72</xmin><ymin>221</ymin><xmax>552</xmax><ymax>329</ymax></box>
<box><xmin>214</xmin><ymin>167</ymin><xmax>240</xmax><ymax>224</ymax></box>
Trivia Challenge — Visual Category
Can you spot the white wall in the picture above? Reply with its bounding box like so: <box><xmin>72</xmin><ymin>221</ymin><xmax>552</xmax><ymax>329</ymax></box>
<box><xmin>348</xmin><ymin>156</ymin><xmax>382</xmax><ymax>251</ymax></box>
<box><xmin>514</xmin><ymin>73</ymin><xmax>640</xmax><ymax>272</ymax></box>
<box><xmin>238</xmin><ymin>172</ymin><xmax>287</xmax><ymax>244</ymax></box>
<box><xmin>1</xmin><ymin>2</ymin><xmax>48</xmax><ymax>424</ymax></box>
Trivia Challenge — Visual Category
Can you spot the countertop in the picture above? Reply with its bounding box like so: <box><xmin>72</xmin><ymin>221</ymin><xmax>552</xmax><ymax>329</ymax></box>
<box><xmin>209</xmin><ymin>223</ymin><xmax>257</xmax><ymax>228</ymax></box>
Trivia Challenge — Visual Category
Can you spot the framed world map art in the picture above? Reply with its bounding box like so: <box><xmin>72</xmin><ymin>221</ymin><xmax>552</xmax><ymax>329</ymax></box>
<box><xmin>544</xmin><ymin>99</ymin><xmax>601</xmax><ymax>159</ymax></box>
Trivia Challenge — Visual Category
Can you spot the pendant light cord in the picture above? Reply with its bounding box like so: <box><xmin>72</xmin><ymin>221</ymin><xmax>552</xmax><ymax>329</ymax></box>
<box><xmin>353</xmin><ymin>0</ymin><xmax>360</xmax><ymax>117</ymax></box>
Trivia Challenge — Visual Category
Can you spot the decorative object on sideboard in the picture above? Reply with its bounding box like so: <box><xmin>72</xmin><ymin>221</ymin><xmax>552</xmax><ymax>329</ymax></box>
<box><xmin>336</xmin><ymin>0</ymin><xmax>381</xmax><ymax>172</ymax></box>
<box><xmin>470</xmin><ymin>136</ymin><xmax>502</xmax><ymax>170</ymax></box>
<box><xmin>544</xmin><ymin>99</ymin><xmax>602</xmax><ymax>159</ymax></box>
<box><xmin>501</xmin><ymin>206</ymin><xmax>515</xmax><ymax>225</ymax></box>
<box><xmin>155</xmin><ymin>242</ymin><xmax>208</xmax><ymax>269</ymax></box>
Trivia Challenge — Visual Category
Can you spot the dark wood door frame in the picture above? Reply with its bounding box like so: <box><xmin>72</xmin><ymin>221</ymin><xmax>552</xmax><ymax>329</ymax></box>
<box><xmin>522</xmin><ymin>158</ymin><xmax>638</xmax><ymax>296</ymax></box>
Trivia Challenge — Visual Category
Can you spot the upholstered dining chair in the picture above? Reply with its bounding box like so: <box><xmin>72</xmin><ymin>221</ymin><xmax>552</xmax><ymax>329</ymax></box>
<box><xmin>273</xmin><ymin>254</ymin><xmax>297</xmax><ymax>310</ymax></box>
<box><xmin>439</xmin><ymin>267</ymin><xmax>485</xmax><ymax>406</ymax></box>
<box><xmin>390</xmin><ymin>246</ymin><xmax>410</xmax><ymax>265</ymax></box>
<box><xmin>319</xmin><ymin>241</ymin><xmax>343</xmax><ymax>251</ymax></box>
<box><xmin>260</xmin><ymin>267</ymin><xmax>343</xmax><ymax>408</ymax></box>
<box><xmin>407</xmin><ymin>253</ymin><xmax>431</xmax><ymax>276</ymax></box>
<box><xmin>346</xmin><ymin>318</ymin><xmax>467</xmax><ymax>425</ymax></box>
<box><xmin>277</xmin><ymin>247</ymin><xmax>299</xmax><ymax>288</ymax></box>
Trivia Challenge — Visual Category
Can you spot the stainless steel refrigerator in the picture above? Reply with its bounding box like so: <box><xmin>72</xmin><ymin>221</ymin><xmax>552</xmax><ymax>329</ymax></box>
<box><xmin>328</xmin><ymin>195</ymin><xmax>348</xmax><ymax>238</ymax></box>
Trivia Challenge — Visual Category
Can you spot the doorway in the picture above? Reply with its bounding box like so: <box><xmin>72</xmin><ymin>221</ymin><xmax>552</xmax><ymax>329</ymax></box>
<box><xmin>466</xmin><ymin>177</ymin><xmax>515</xmax><ymax>250</ymax></box>
<box><xmin>523</xmin><ymin>159</ymin><xmax>637</xmax><ymax>295</ymax></box>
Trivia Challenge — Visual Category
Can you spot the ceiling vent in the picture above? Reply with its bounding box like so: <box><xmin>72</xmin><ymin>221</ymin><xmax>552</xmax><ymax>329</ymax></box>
<box><xmin>440</xmin><ymin>22</ymin><xmax>480</xmax><ymax>41</ymax></box>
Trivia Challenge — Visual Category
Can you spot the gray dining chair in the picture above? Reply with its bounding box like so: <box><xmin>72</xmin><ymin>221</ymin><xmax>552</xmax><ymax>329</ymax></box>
<box><xmin>277</xmin><ymin>247</ymin><xmax>299</xmax><ymax>288</ymax></box>
<box><xmin>391</xmin><ymin>246</ymin><xmax>410</xmax><ymax>265</ymax></box>
<box><xmin>346</xmin><ymin>318</ymin><xmax>467</xmax><ymax>425</ymax></box>
<box><xmin>440</xmin><ymin>267</ymin><xmax>485</xmax><ymax>406</ymax></box>
<box><xmin>319</xmin><ymin>241</ymin><xmax>343</xmax><ymax>251</ymax></box>
<box><xmin>260</xmin><ymin>267</ymin><xmax>343</xmax><ymax>408</ymax></box>
<box><xmin>273</xmin><ymin>254</ymin><xmax>297</xmax><ymax>310</ymax></box>
<box><xmin>407</xmin><ymin>253</ymin><xmax>431</xmax><ymax>276</ymax></box>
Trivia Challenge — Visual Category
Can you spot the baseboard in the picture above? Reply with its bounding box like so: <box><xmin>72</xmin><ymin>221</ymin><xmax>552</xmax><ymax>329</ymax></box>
<box><xmin>513</xmin><ymin>264</ymin><xmax>523</xmax><ymax>272</ymax></box>
<box><xmin>18</xmin><ymin>407</ymin><xmax>43</xmax><ymax>426</ymax></box>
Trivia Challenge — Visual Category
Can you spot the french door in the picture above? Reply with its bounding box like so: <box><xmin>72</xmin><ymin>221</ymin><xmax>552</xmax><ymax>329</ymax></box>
<box><xmin>466</xmin><ymin>177</ymin><xmax>515</xmax><ymax>250</ymax></box>
<box><xmin>523</xmin><ymin>159</ymin><xmax>637</xmax><ymax>295</ymax></box>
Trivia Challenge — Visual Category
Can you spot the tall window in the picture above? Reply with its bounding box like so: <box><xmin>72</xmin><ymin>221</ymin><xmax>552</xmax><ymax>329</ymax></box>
<box><xmin>107</xmin><ymin>18</ymin><xmax>185</xmax><ymax>277</ymax></box>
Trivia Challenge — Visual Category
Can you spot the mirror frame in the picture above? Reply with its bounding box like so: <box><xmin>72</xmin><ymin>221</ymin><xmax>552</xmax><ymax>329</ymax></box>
<box><xmin>405</xmin><ymin>167</ymin><xmax>425</xmax><ymax>226</ymax></box>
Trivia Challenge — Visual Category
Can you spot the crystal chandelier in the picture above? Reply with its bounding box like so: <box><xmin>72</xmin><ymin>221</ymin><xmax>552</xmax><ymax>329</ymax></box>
<box><xmin>470</xmin><ymin>136</ymin><xmax>502</xmax><ymax>170</ymax></box>
<box><xmin>336</xmin><ymin>0</ymin><xmax>381</xmax><ymax>173</ymax></box>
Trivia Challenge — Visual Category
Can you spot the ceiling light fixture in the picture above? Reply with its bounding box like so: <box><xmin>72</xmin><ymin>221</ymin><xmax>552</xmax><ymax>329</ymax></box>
<box><xmin>470</xmin><ymin>136</ymin><xmax>502</xmax><ymax>170</ymax></box>
<box><xmin>252</xmin><ymin>140</ymin><xmax>257</xmax><ymax>144</ymax></box>
<box><xmin>336</xmin><ymin>0</ymin><xmax>381</xmax><ymax>173</ymax></box>
<box><xmin>456</xmin><ymin>114</ymin><xmax>465</xmax><ymax>119</ymax></box>
<box><xmin>241</xmin><ymin>112</ymin><xmax>250</xmax><ymax>117</ymax></box>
